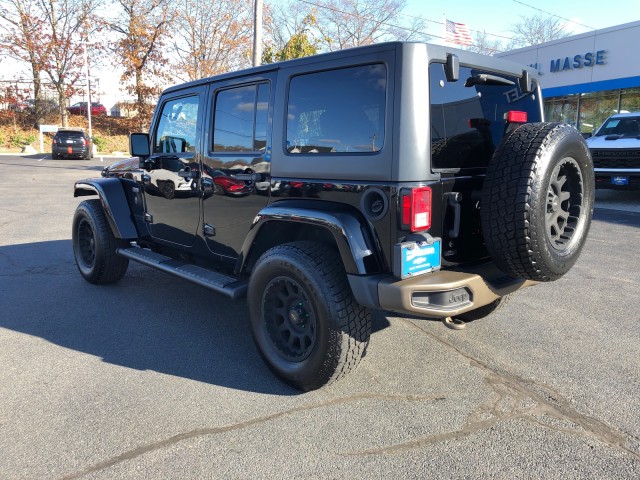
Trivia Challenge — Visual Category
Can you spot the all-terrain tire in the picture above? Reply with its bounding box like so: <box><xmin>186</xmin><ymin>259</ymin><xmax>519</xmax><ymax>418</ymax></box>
<box><xmin>248</xmin><ymin>241</ymin><xmax>371</xmax><ymax>391</ymax></box>
<box><xmin>481</xmin><ymin>123</ymin><xmax>594</xmax><ymax>282</ymax></box>
<box><xmin>72</xmin><ymin>199</ymin><xmax>129</xmax><ymax>284</ymax></box>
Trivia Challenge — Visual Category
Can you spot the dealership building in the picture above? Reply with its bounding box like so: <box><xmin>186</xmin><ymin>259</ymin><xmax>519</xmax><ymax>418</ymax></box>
<box><xmin>498</xmin><ymin>20</ymin><xmax>640</xmax><ymax>133</ymax></box>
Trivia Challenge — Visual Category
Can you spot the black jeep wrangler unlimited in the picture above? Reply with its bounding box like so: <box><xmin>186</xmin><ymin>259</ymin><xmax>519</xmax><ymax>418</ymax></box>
<box><xmin>72</xmin><ymin>42</ymin><xmax>594</xmax><ymax>391</ymax></box>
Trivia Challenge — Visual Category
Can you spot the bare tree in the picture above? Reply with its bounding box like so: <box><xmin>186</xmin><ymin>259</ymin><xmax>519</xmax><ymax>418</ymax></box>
<box><xmin>467</xmin><ymin>30</ymin><xmax>503</xmax><ymax>56</ymax></box>
<box><xmin>509</xmin><ymin>14</ymin><xmax>571</xmax><ymax>48</ymax></box>
<box><xmin>111</xmin><ymin>0</ymin><xmax>171</xmax><ymax>129</ymax></box>
<box><xmin>171</xmin><ymin>0</ymin><xmax>254</xmax><ymax>82</ymax></box>
<box><xmin>262</xmin><ymin>3</ymin><xmax>318</xmax><ymax>63</ymax></box>
<box><xmin>309</xmin><ymin>0</ymin><xmax>427</xmax><ymax>51</ymax></box>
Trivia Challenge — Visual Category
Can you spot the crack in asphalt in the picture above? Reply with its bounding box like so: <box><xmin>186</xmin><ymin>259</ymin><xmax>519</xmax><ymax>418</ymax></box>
<box><xmin>346</xmin><ymin>319</ymin><xmax>640</xmax><ymax>459</ymax></box>
<box><xmin>58</xmin><ymin>393</ymin><xmax>445</xmax><ymax>480</ymax></box>
<box><xmin>57</xmin><ymin>313</ymin><xmax>639</xmax><ymax>478</ymax></box>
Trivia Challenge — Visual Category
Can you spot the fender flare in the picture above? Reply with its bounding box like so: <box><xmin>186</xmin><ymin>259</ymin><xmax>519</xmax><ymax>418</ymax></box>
<box><xmin>239</xmin><ymin>203</ymin><xmax>383</xmax><ymax>275</ymax></box>
<box><xmin>74</xmin><ymin>177</ymin><xmax>138</xmax><ymax>239</ymax></box>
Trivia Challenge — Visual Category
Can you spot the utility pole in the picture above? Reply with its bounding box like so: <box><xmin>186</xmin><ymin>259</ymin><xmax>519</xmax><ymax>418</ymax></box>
<box><xmin>252</xmin><ymin>0</ymin><xmax>263</xmax><ymax>67</ymax></box>
<box><xmin>82</xmin><ymin>42</ymin><xmax>93</xmax><ymax>146</ymax></box>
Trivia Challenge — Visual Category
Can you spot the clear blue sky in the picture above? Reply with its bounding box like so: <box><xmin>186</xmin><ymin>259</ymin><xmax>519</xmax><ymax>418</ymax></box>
<box><xmin>403</xmin><ymin>0</ymin><xmax>639</xmax><ymax>40</ymax></box>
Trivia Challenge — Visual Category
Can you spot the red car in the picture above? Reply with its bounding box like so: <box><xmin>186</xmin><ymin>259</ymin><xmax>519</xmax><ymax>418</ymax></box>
<box><xmin>67</xmin><ymin>102</ymin><xmax>107</xmax><ymax>116</ymax></box>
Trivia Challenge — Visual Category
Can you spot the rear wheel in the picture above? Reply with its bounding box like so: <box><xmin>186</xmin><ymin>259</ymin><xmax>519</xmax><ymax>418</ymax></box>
<box><xmin>481</xmin><ymin>123</ymin><xmax>594</xmax><ymax>281</ymax></box>
<box><xmin>72</xmin><ymin>199</ymin><xmax>129</xmax><ymax>284</ymax></box>
<box><xmin>248</xmin><ymin>241</ymin><xmax>371</xmax><ymax>391</ymax></box>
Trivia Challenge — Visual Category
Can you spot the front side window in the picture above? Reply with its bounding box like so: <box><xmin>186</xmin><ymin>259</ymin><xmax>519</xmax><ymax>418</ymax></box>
<box><xmin>213</xmin><ymin>83</ymin><xmax>269</xmax><ymax>152</ymax></box>
<box><xmin>154</xmin><ymin>96</ymin><xmax>199</xmax><ymax>154</ymax></box>
<box><xmin>286</xmin><ymin>64</ymin><xmax>386</xmax><ymax>154</ymax></box>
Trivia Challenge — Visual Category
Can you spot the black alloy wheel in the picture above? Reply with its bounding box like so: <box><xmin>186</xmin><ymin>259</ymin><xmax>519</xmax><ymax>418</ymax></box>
<box><xmin>481</xmin><ymin>122</ymin><xmax>595</xmax><ymax>282</ymax></box>
<box><xmin>248</xmin><ymin>241</ymin><xmax>371</xmax><ymax>391</ymax></box>
<box><xmin>72</xmin><ymin>199</ymin><xmax>129</xmax><ymax>284</ymax></box>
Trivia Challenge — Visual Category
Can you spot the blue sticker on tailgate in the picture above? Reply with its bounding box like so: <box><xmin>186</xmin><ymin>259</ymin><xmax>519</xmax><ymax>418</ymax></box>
<box><xmin>401</xmin><ymin>240</ymin><xmax>441</xmax><ymax>278</ymax></box>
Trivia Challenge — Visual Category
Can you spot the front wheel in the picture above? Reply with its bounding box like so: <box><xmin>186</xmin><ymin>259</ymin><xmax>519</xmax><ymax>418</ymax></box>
<box><xmin>72</xmin><ymin>199</ymin><xmax>129</xmax><ymax>284</ymax></box>
<box><xmin>248</xmin><ymin>241</ymin><xmax>371</xmax><ymax>391</ymax></box>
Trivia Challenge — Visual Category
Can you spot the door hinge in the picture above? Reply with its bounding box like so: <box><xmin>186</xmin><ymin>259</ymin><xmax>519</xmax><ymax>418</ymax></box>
<box><xmin>203</xmin><ymin>223</ymin><xmax>215</xmax><ymax>237</ymax></box>
<box><xmin>144</xmin><ymin>212</ymin><xmax>153</xmax><ymax>223</ymax></box>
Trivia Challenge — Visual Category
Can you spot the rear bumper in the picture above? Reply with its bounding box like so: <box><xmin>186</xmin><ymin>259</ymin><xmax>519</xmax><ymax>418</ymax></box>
<box><xmin>53</xmin><ymin>146</ymin><xmax>89</xmax><ymax>158</ymax></box>
<box><xmin>348</xmin><ymin>262</ymin><xmax>535</xmax><ymax>319</ymax></box>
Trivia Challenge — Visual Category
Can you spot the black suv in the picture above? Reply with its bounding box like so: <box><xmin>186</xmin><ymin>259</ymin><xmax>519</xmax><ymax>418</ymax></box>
<box><xmin>52</xmin><ymin>129</ymin><xmax>92</xmax><ymax>160</ymax></box>
<box><xmin>72</xmin><ymin>42</ymin><xmax>594</xmax><ymax>390</ymax></box>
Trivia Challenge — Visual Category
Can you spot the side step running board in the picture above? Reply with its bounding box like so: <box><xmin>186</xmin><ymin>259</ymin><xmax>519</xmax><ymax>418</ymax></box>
<box><xmin>116</xmin><ymin>247</ymin><xmax>248</xmax><ymax>300</ymax></box>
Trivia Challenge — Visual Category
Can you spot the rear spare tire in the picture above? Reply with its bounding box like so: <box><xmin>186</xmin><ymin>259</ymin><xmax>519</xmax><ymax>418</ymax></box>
<box><xmin>481</xmin><ymin>123</ymin><xmax>594</xmax><ymax>282</ymax></box>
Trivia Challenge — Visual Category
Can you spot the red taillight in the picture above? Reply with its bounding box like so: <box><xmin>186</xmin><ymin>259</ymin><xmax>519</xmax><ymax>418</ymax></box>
<box><xmin>401</xmin><ymin>187</ymin><xmax>432</xmax><ymax>232</ymax></box>
<box><xmin>505</xmin><ymin>110</ymin><xmax>527</xmax><ymax>123</ymax></box>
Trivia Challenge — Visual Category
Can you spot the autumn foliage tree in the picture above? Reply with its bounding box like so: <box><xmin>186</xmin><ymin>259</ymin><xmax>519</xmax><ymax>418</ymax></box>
<box><xmin>0</xmin><ymin>0</ymin><xmax>46</xmax><ymax>122</ymax></box>
<box><xmin>172</xmin><ymin>0</ymin><xmax>254</xmax><ymax>82</ymax></box>
<box><xmin>0</xmin><ymin>0</ymin><xmax>100</xmax><ymax>126</ymax></box>
<box><xmin>111</xmin><ymin>0</ymin><xmax>170</xmax><ymax>129</ymax></box>
<box><xmin>39</xmin><ymin>0</ymin><xmax>103</xmax><ymax>127</ymax></box>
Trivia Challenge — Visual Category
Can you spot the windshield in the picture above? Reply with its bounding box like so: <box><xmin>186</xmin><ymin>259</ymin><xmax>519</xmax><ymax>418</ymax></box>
<box><xmin>595</xmin><ymin>116</ymin><xmax>640</xmax><ymax>137</ymax></box>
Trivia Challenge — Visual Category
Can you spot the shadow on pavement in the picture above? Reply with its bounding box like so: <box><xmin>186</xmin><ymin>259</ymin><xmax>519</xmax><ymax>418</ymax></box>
<box><xmin>593</xmin><ymin>208</ymin><xmax>640</xmax><ymax>228</ymax></box>
<box><xmin>0</xmin><ymin>239</ymin><xmax>298</xmax><ymax>396</ymax></box>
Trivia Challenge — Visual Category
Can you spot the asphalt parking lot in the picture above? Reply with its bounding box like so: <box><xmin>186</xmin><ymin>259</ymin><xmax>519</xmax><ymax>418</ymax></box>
<box><xmin>1</xmin><ymin>155</ymin><xmax>639</xmax><ymax>479</ymax></box>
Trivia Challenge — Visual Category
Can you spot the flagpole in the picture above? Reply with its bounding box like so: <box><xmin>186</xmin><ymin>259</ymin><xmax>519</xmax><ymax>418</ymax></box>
<box><xmin>442</xmin><ymin>13</ymin><xmax>450</xmax><ymax>46</ymax></box>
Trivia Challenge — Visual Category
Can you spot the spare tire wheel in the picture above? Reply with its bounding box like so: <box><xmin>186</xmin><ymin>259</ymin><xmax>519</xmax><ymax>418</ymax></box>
<box><xmin>481</xmin><ymin>122</ymin><xmax>594</xmax><ymax>282</ymax></box>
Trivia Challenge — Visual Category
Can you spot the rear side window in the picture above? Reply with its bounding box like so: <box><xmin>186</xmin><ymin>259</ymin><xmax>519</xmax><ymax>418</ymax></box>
<box><xmin>429</xmin><ymin>63</ymin><xmax>541</xmax><ymax>170</ymax></box>
<box><xmin>286</xmin><ymin>64</ymin><xmax>386</xmax><ymax>154</ymax></box>
<box><xmin>213</xmin><ymin>83</ymin><xmax>269</xmax><ymax>153</ymax></box>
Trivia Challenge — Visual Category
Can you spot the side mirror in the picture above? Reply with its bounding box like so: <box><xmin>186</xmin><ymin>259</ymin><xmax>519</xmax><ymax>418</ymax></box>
<box><xmin>445</xmin><ymin>53</ymin><xmax>459</xmax><ymax>82</ymax></box>
<box><xmin>581</xmin><ymin>132</ymin><xmax>592</xmax><ymax>139</ymax></box>
<box><xmin>130</xmin><ymin>133</ymin><xmax>150</xmax><ymax>159</ymax></box>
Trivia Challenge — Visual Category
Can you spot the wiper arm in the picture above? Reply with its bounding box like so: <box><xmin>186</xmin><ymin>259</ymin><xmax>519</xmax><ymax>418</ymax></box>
<box><xmin>465</xmin><ymin>74</ymin><xmax>514</xmax><ymax>87</ymax></box>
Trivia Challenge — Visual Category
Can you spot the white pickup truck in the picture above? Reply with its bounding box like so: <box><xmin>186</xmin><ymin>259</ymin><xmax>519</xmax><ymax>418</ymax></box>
<box><xmin>586</xmin><ymin>112</ymin><xmax>640</xmax><ymax>189</ymax></box>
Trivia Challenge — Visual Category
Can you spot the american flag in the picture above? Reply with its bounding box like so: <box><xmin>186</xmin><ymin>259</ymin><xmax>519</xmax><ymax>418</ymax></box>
<box><xmin>445</xmin><ymin>19</ymin><xmax>473</xmax><ymax>46</ymax></box>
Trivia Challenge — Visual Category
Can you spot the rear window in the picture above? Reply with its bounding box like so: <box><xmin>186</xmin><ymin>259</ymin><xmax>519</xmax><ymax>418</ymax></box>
<box><xmin>429</xmin><ymin>63</ymin><xmax>541</xmax><ymax>170</ymax></box>
<box><xmin>286</xmin><ymin>64</ymin><xmax>386</xmax><ymax>154</ymax></box>
<box><xmin>56</xmin><ymin>131</ymin><xmax>84</xmax><ymax>139</ymax></box>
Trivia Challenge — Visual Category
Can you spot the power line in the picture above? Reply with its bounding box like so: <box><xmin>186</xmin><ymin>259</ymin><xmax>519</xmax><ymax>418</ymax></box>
<box><xmin>297</xmin><ymin>0</ymin><xmax>514</xmax><ymax>42</ymax></box>
<box><xmin>511</xmin><ymin>0</ymin><xmax>596</xmax><ymax>30</ymax></box>
<box><xmin>297</xmin><ymin>0</ymin><xmax>435</xmax><ymax>39</ymax></box>
<box><xmin>295</xmin><ymin>0</ymin><xmax>514</xmax><ymax>49</ymax></box>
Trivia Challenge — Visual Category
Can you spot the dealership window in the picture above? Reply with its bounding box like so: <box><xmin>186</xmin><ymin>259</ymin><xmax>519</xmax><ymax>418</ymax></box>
<box><xmin>578</xmin><ymin>91</ymin><xmax>619</xmax><ymax>133</ymax></box>
<box><xmin>544</xmin><ymin>87</ymin><xmax>640</xmax><ymax>133</ymax></box>
<box><xmin>620</xmin><ymin>87</ymin><xmax>640</xmax><ymax>113</ymax></box>
<box><xmin>544</xmin><ymin>97</ymin><xmax>578</xmax><ymax>126</ymax></box>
